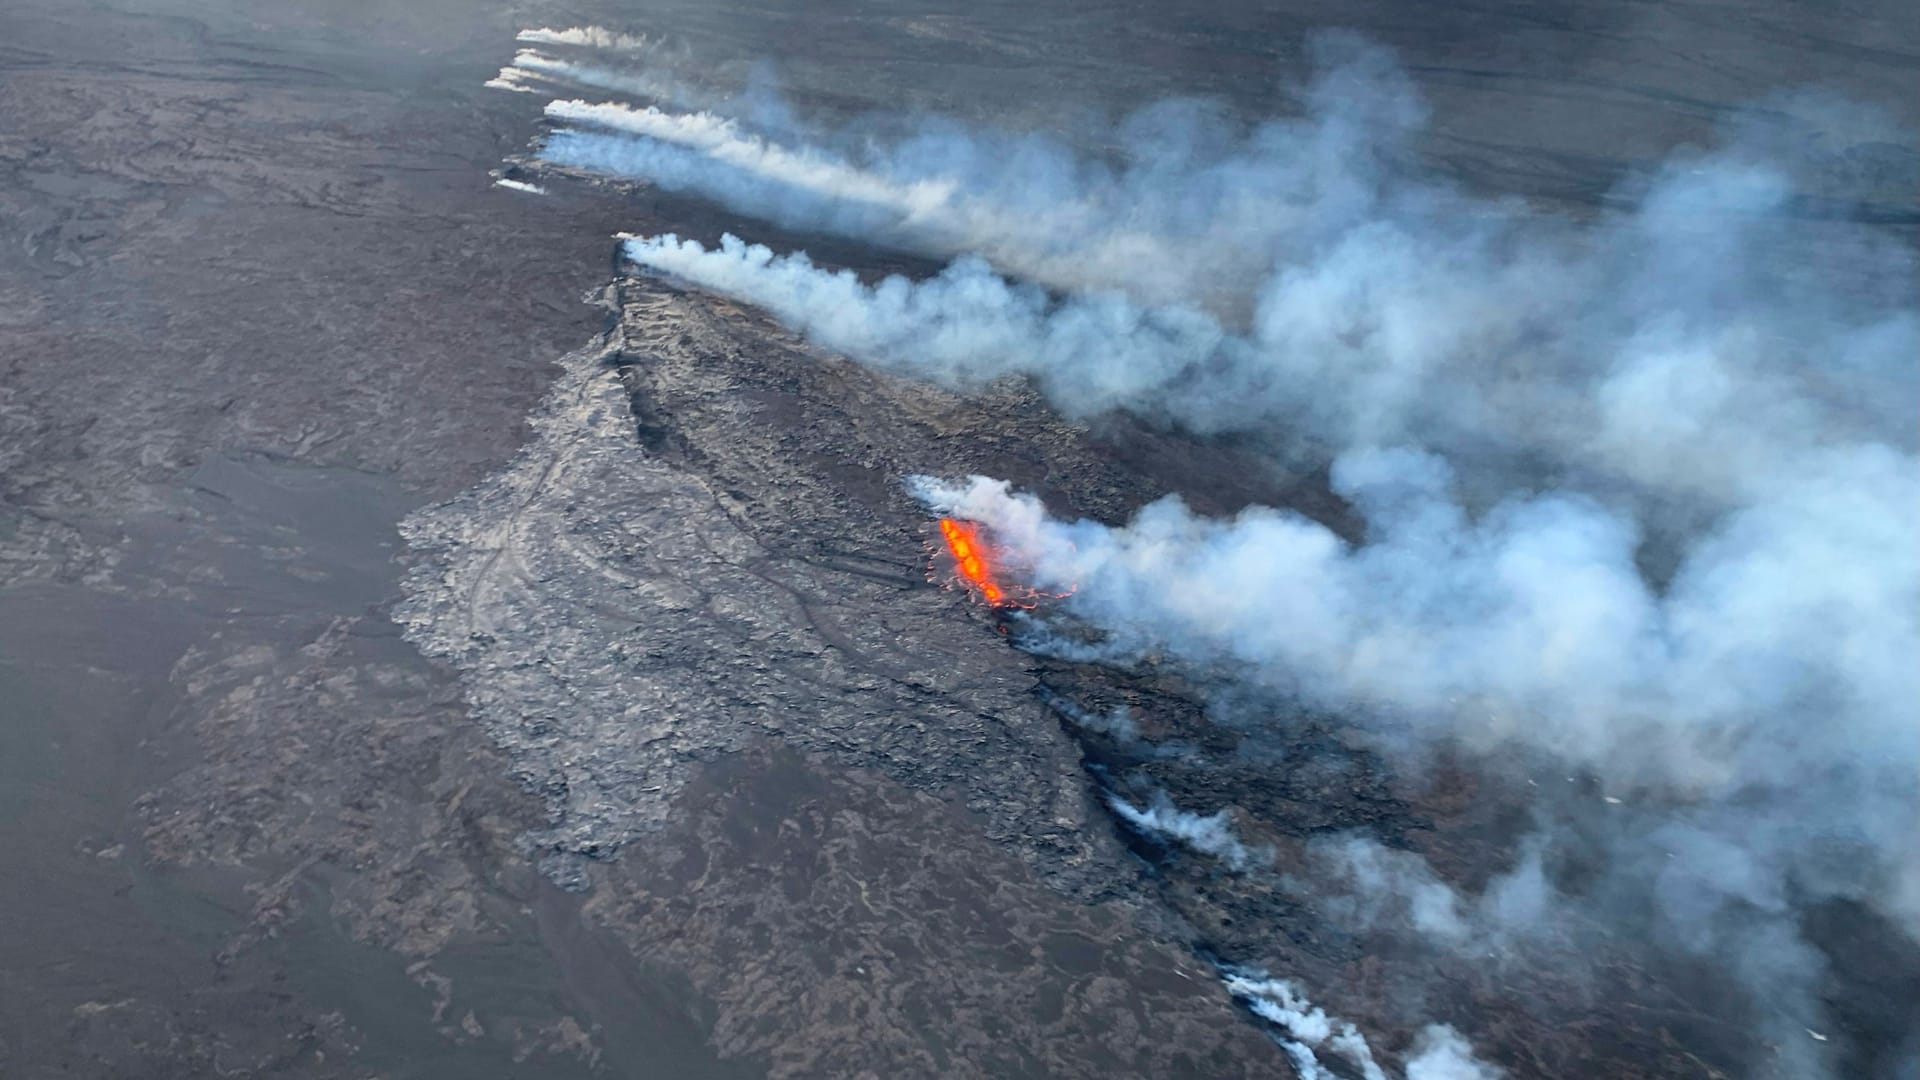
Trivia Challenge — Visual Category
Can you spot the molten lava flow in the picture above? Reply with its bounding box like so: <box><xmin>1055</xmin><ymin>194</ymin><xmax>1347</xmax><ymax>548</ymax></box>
<box><xmin>938</xmin><ymin>517</ymin><xmax>1005</xmax><ymax>605</ymax></box>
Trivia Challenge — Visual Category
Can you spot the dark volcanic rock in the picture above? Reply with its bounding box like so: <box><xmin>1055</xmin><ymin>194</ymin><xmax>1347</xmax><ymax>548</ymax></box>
<box><xmin>394</xmin><ymin>277</ymin><xmax>1293</xmax><ymax>1075</ymax></box>
<box><xmin>6</xmin><ymin>0</ymin><xmax>1916</xmax><ymax>1076</ymax></box>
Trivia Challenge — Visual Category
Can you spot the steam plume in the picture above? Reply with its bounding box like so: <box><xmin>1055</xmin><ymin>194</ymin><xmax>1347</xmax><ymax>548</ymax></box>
<box><xmin>563</xmin><ymin>30</ymin><xmax>1917</xmax><ymax>1075</ymax></box>
<box><xmin>1107</xmin><ymin>792</ymin><xmax>1254</xmax><ymax>869</ymax></box>
<box><xmin>544</xmin><ymin>101</ymin><xmax>957</xmax><ymax>227</ymax></box>
<box><xmin>569</xmin><ymin>37</ymin><xmax>1913</xmax><ymax>507</ymax></box>
<box><xmin>517</xmin><ymin>26</ymin><xmax>655</xmax><ymax>51</ymax></box>
<box><xmin>1225</xmin><ymin>972</ymin><xmax>1493</xmax><ymax>1080</ymax></box>
<box><xmin>507</xmin><ymin>50</ymin><xmax>700</xmax><ymax>111</ymax></box>
<box><xmin>1404</xmin><ymin>1026</ymin><xmax>1503</xmax><ymax>1080</ymax></box>
<box><xmin>484</xmin><ymin>68</ymin><xmax>542</xmax><ymax>94</ymax></box>
<box><xmin>619</xmin><ymin>205</ymin><xmax>1913</xmax><ymax>508</ymax></box>
<box><xmin>541</xmin><ymin>37</ymin><xmax>1453</xmax><ymax>308</ymax></box>
<box><xmin>906</xmin><ymin>454</ymin><xmax>1912</xmax><ymax>1072</ymax></box>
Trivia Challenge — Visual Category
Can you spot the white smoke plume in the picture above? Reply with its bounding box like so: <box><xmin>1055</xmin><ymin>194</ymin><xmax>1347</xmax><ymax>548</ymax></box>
<box><xmin>1225</xmin><ymin>971</ymin><xmax>1491</xmax><ymax>1080</ymax></box>
<box><xmin>517</xmin><ymin>26</ymin><xmax>655</xmax><ymax>52</ymax></box>
<box><xmin>910</xmin><ymin>466</ymin><xmax>1918</xmax><ymax>891</ymax></box>
<box><xmin>545</xmin><ymin>100</ymin><xmax>754</xmax><ymax>153</ymax></box>
<box><xmin>1303</xmin><ymin>834</ymin><xmax>1556</xmax><ymax>965</ymax></box>
<box><xmin>546</xmin><ymin>38</ymin><xmax>1918</xmax><ymax>428</ymax></box>
<box><xmin>1107</xmin><ymin>792</ymin><xmax>1254</xmax><ymax>869</ymax></box>
<box><xmin>506</xmin><ymin>50</ymin><xmax>702</xmax><ymax>112</ymax></box>
<box><xmin>1404</xmin><ymin>1025</ymin><xmax>1503</xmax><ymax>1080</ymax></box>
<box><xmin>1238</xmin><ymin>979</ymin><xmax>1377</xmax><ymax>1080</ymax></box>
<box><xmin>544</xmin><ymin>101</ymin><xmax>958</xmax><ymax>227</ymax></box>
<box><xmin>541</xmin><ymin>36</ymin><xmax>1449</xmax><ymax>308</ymax></box>
<box><xmin>622</xmin><ymin>232</ymin><xmax>1252</xmax><ymax>420</ymax></box>
<box><xmin>576</xmin><ymin>32</ymin><xmax>1916</xmax><ymax>1075</ymax></box>
<box><xmin>620</xmin><ymin>207</ymin><xmax>1912</xmax><ymax>510</ymax></box>
<box><xmin>483</xmin><ymin>68</ymin><xmax>542</xmax><ymax>94</ymax></box>
<box><xmin>578</xmin><ymin>38</ymin><xmax>1914</xmax><ymax>510</ymax></box>
<box><xmin>907</xmin><ymin>458</ymin><xmax>1911</xmax><ymax>1072</ymax></box>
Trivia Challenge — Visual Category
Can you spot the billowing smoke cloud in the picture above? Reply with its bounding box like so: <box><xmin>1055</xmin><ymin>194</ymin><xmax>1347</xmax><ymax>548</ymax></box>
<box><xmin>1226</xmin><ymin>973</ymin><xmax>1388</xmax><ymax>1080</ymax></box>
<box><xmin>620</xmin><ymin>207</ymin><xmax>1913</xmax><ymax>512</ymax></box>
<box><xmin>501</xmin><ymin>50</ymin><xmax>708</xmax><ymax>114</ymax></box>
<box><xmin>1107</xmin><ymin>791</ymin><xmax>1254</xmax><ymax>869</ymax></box>
<box><xmin>1225</xmin><ymin>972</ymin><xmax>1498</xmax><ymax>1080</ymax></box>
<box><xmin>1307</xmin><ymin>835</ymin><xmax>1550</xmax><ymax>951</ymax></box>
<box><xmin>909</xmin><ymin>453</ymin><xmax>1912</xmax><ymax>1071</ymax></box>
<box><xmin>915</xmin><ymin>463</ymin><xmax>1917</xmax><ymax>802</ymax></box>
<box><xmin>517</xmin><ymin>25</ymin><xmax>655</xmax><ymax>51</ymax></box>
<box><xmin>561</xmin><ymin>36</ymin><xmax>1913</xmax><ymax>510</ymax></box>
<box><xmin>1403</xmin><ymin>1025</ymin><xmax>1503</xmax><ymax>1080</ymax></box>
<box><xmin>545</xmin><ymin>46</ymin><xmax>1915</xmax><ymax>480</ymax></box>
<box><xmin>484</xmin><ymin>68</ymin><xmax>541</xmax><ymax>94</ymax></box>
<box><xmin>530</xmin><ymin>27</ymin><xmax>1918</xmax><ymax>1075</ymax></box>
<box><xmin>541</xmin><ymin>37</ymin><xmax>1441</xmax><ymax>308</ymax></box>
<box><xmin>621</xmin><ymin>232</ymin><xmax>1242</xmax><ymax>417</ymax></box>
<box><xmin>543</xmin><ymin>102</ymin><xmax>957</xmax><ymax>234</ymax></box>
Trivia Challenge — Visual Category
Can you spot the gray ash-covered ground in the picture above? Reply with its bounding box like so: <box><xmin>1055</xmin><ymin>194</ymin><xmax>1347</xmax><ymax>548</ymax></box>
<box><xmin>0</xmin><ymin>0</ymin><xmax>670</xmax><ymax>1072</ymax></box>
<box><xmin>394</xmin><ymin>278</ymin><xmax>1293</xmax><ymax>1075</ymax></box>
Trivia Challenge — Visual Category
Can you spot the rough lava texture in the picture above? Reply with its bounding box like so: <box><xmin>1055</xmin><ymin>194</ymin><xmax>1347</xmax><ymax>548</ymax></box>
<box><xmin>6</xmin><ymin>0</ymin><xmax>1917</xmax><ymax>1076</ymax></box>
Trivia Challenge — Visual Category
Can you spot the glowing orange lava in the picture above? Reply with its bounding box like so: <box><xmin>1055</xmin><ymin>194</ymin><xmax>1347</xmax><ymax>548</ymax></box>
<box><xmin>938</xmin><ymin>517</ymin><xmax>1005</xmax><ymax>605</ymax></box>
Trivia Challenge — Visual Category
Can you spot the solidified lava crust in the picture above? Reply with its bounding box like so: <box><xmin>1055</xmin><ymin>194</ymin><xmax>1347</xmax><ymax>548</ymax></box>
<box><xmin>394</xmin><ymin>271</ymin><xmax>1906</xmax><ymax>1079</ymax></box>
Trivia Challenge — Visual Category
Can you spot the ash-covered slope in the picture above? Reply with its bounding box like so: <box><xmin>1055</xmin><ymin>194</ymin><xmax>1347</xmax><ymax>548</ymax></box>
<box><xmin>395</xmin><ymin>264</ymin><xmax>1919</xmax><ymax>1078</ymax></box>
<box><xmin>394</xmin><ymin>279</ymin><xmax>1301</xmax><ymax>1077</ymax></box>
